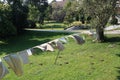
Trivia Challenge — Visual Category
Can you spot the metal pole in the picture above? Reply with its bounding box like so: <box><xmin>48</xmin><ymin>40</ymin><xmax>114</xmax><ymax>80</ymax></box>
<box><xmin>54</xmin><ymin>50</ymin><xmax>61</xmax><ymax>64</ymax></box>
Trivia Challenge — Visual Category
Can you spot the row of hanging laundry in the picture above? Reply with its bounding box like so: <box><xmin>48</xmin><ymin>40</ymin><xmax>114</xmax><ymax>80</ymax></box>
<box><xmin>0</xmin><ymin>33</ymin><xmax>85</xmax><ymax>80</ymax></box>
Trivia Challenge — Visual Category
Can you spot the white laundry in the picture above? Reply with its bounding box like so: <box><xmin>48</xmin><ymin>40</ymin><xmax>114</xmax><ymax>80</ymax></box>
<box><xmin>18</xmin><ymin>50</ymin><xmax>29</xmax><ymax>64</ymax></box>
<box><xmin>0</xmin><ymin>58</ymin><xmax>9</xmax><ymax>80</ymax></box>
<box><xmin>46</xmin><ymin>43</ymin><xmax>54</xmax><ymax>52</ymax></box>
<box><xmin>59</xmin><ymin>37</ymin><xmax>67</xmax><ymax>44</ymax></box>
<box><xmin>67</xmin><ymin>35</ymin><xmax>74</xmax><ymax>39</ymax></box>
<box><xmin>27</xmin><ymin>49</ymin><xmax>32</xmax><ymax>56</ymax></box>
<box><xmin>3</xmin><ymin>54</ymin><xmax>23</xmax><ymax>76</ymax></box>
<box><xmin>64</xmin><ymin>36</ymin><xmax>69</xmax><ymax>41</ymax></box>
<box><xmin>34</xmin><ymin>45</ymin><xmax>46</xmax><ymax>51</ymax></box>
<box><xmin>48</xmin><ymin>41</ymin><xmax>57</xmax><ymax>49</ymax></box>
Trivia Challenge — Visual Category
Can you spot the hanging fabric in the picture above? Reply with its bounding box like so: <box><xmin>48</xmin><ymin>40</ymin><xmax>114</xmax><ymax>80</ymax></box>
<box><xmin>34</xmin><ymin>45</ymin><xmax>46</xmax><ymax>51</ymax></box>
<box><xmin>46</xmin><ymin>43</ymin><xmax>54</xmax><ymax>52</ymax></box>
<box><xmin>72</xmin><ymin>35</ymin><xmax>85</xmax><ymax>45</ymax></box>
<box><xmin>64</xmin><ymin>36</ymin><xmax>69</xmax><ymax>41</ymax></box>
<box><xmin>18</xmin><ymin>50</ymin><xmax>29</xmax><ymax>64</ymax></box>
<box><xmin>0</xmin><ymin>58</ymin><xmax>9</xmax><ymax>80</ymax></box>
<box><xmin>59</xmin><ymin>37</ymin><xmax>67</xmax><ymax>44</ymax></box>
<box><xmin>27</xmin><ymin>49</ymin><xmax>32</xmax><ymax>56</ymax></box>
<box><xmin>48</xmin><ymin>40</ymin><xmax>58</xmax><ymax>49</ymax></box>
<box><xmin>3</xmin><ymin>54</ymin><xmax>23</xmax><ymax>76</ymax></box>
<box><xmin>56</xmin><ymin>41</ymin><xmax>64</xmax><ymax>51</ymax></box>
<box><xmin>67</xmin><ymin>35</ymin><xmax>74</xmax><ymax>39</ymax></box>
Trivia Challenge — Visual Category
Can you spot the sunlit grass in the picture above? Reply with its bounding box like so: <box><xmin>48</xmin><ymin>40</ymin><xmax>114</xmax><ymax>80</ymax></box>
<box><xmin>0</xmin><ymin>31</ymin><xmax>120</xmax><ymax>80</ymax></box>
<box><xmin>36</xmin><ymin>22</ymin><xmax>67</xmax><ymax>29</ymax></box>
<box><xmin>0</xmin><ymin>41</ymin><xmax>7</xmax><ymax>45</ymax></box>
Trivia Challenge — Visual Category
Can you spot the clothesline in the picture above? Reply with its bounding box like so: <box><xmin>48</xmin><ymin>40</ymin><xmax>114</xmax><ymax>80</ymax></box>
<box><xmin>0</xmin><ymin>33</ymin><xmax>85</xmax><ymax>80</ymax></box>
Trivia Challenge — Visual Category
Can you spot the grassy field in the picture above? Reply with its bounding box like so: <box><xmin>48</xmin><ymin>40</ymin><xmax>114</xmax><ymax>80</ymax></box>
<box><xmin>0</xmin><ymin>31</ymin><xmax>120</xmax><ymax>80</ymax></box>
<box><xmin>36</xmin><ymin>22</ymin><xmax>67</xmax><ymax>30</ymax></box>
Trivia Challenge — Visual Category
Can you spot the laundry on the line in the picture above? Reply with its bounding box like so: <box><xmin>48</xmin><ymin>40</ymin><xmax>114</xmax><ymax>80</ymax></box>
<box><xmin>0</xmin><ymin>33</ymin><xmax>85</xmax><ymax>79</ymax></box>
<box><xmin>56</xmin><ymin>41</ymin><xmax>64</xmax><ymax>51</ymax></box>
<box><xmin>27</xmin><ymin>49</ymin><xmax>32</xmax><ymax>56</ymax></box>
<box><xmin>3</xmin><ymin>54</ymin><xmax>23</xmax><ymax>76</ymax></box>
<box><xmin>46</xmin><ymin>43</ymin><xmax>54</xmax><ymax>52</ymax></box>
<box><xmin>34</xmin><ymin>45</ymin><xmax>46</xmax><ymax>51</ymax></box>
<box><xmin>0</xmin><ymin>58</ymin><xmax>9</xmax><ymax>80</ymax></box>
<box><xmin>18</xmin><ymin>50</ymin><xmax>29</xmax><ymax>64</ymax></box>
<box><xmin>72</xmin><ymin>35</ymin><xmax>85</xmax><ymax>45</ymax></box>
<box><xmin>59</xmin><ymin>37</ymin><xmax>67</xmax><ymax>44</ymax></box>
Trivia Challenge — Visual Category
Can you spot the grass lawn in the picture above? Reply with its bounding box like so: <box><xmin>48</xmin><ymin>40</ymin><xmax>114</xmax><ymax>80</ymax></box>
<box><xmin>0</xmin><ymin>31</ymin><xmax>120</xmax><ymax>80</ymax></box>
<box><xmin>36</xmin><ymin>22</ymin><xmax>67</xmax><ymax>30</ymax></box>
<box><xmin>0</xmin><ymin>30</ymin><xmax>71</xmax><ymax>56</ymax></box>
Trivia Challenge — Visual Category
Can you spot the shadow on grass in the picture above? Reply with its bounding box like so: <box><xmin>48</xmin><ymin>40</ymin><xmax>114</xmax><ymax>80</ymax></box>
<box><xmin>102</xmin><ymin>35</ymin><xmax>120</xmax><ymax>80</ymax></box>
<box><xmin>116</xmin><ymin>54</ymin><xmax>120</xmax><ymax>57</ymax></box>
<box><xmin>115</xmin><ymin>53</ymin><xmax>120</xmax><ymax>80</ymax></box>
<box><xmin>105</xmin><ymin>36</ymin><xmax>120</xmax><ymax>43</ymax></box>
<box><xmin>0</xmin><ymin>30</ymin><xmax>70</xmax><ymax>55</ymax></box>
<box><xmin>0</xmin><ymin>38</ymin><xmax>51</xmax><ymax>55</ymax></box>
<box><xmin>116</xmin><ymin>67</ymin><xmax>120</xmax><ymax>80</ymax></box>
<box><xmin>118</xmin><ymin>76</ymin><xmax>120</xmax><ymax>80</ymax></box>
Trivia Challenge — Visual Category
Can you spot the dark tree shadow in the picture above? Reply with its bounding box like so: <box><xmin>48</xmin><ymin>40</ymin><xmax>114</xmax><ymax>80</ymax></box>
<box><xmin>104</xmin><ymin>36</ymin><xmax>120</xmax><ymax>43</ymax></box>
<box><xmin>116</xmin><ymin>67</ymin><xmax>120</xmax><ymax>80</ymax></box>
<box><xmin>116</xmin><ymin>54</ymin><xmax>120</xmax><ymax>57</ymax></box>
<box><xmin>0</xmin><ymin>30</ymin><xmax>70</xmax><ymax>55</ymax></box>
<box><xmin>118</xmin><ymin>76</ymin><xmax>120</xmax><ymax>80</ymax></box>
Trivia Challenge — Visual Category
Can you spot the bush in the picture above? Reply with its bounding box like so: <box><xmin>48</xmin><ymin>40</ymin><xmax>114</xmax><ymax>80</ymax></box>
<box><xmin>63</xmin><ymin>21</ymin><xmax>69</xmax><ymax>25</ymax></box>
<box><xmin>70</xmin><ymin>21</ymin><xmax>82</xmax><ymax>27</ymax></box>
<box><xmin>0</xmin><ymin>17</ymin><xmax>17</xmax><ymax>38</ymax></box>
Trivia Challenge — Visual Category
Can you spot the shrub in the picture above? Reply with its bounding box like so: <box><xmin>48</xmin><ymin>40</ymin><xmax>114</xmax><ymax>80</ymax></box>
<box><xmin>63</xmin><ymin>21</ymin><xmax>69</xmax><ymax>25</ymax></box>
<box><xmin>0</xmin><ymin>17</ymin><xmax>17</xmax><ymax>38</ymax></box>
<box><xmin>70</xmin><ymin>21</ymin><xmax>82</xmax><ymax>27</ymax></box>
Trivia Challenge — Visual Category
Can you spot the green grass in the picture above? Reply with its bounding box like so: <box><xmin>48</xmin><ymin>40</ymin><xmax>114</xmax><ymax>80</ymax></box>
<box><xmin>36</xmin><ymin>22</ymin><xmax>67</xmax><ymax>30</ymax></box>
<box><xmin>0</xmin><ymin>31</ymin><xmax>120</xmax><ymax>80</ymax></box>
<box><xmin>0</xmin><ymin>30</ymin><xmax>71</xmax><ymax>56</ymax></box>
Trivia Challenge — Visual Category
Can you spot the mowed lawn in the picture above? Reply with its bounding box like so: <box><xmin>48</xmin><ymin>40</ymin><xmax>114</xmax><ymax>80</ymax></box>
<box><xmin>36</xmin><ymin>22</ymin><xmax>66</xmax><ymax>30</ymax></box>
<box><xmin>0</xmin><ymin>31</ymin><xmax>120</xmax><ymax>80</ymax></box>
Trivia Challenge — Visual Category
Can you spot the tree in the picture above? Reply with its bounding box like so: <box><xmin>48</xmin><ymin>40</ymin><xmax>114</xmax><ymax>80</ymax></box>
<box><xmin>0</xmin><ymin>0</ymin><xmax>48</xmax><ymax>36</ymax></box>
<box><xmin>0</xmin><ymin>2</ymin><xmax>16</xmax><ymax>37</ymax></box>
<box><xmin>51</xmin><ymin>0</ymin><xmax>66</xmax><ymax>22</ymax></box>
<box><xmin>28</xmin><ymin>4</ymin><xmax>39</xmax><ymax>22</ymax></box>
<box><xmin>83</xmin><ymin>0</ymin><xmax>117</xmax><ymax>42</ymax></box>
<box><xmin>110</xmin><ymin>14</ymin><xmax>118</xmax><ymax>25</ymax></box>
<box><xmin>6</xmin><ymin>0</ymin><xmax>29</xmax><ymax>32</ymax></box>
<box><xmin>64</xmin><ymin>0</ymin><xmax>78</xmax><ymax>23</ymax></box>
<box><xmin>44</xmin><ymin>5</ymin><xmax>52</xmax><ymax>21</ymax></box>
<box><xmin>29</xmin><ymin>0</ymin><xmax>48</xmax><ymax>24</ymax></box>
<box><xmin>63</xmin><ymin>0</ymin><xmax>86</xmax><ymax>23</ymax></box>
<box><xmin>52</xmin><ymin>9</ymin><xmax>66</xmax><ymax>22</ymax></box>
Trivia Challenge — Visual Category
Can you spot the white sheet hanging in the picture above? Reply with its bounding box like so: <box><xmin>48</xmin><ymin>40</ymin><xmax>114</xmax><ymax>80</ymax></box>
<box><xmin>18</xmin><ymin>50</ymin><xmax>29</xmax><ymax>64</ymax></box>
<box><xmin>0</xmin><ymin>58</ymin><xmax>9</xmax><ymax>80</ymax></box>
<box><xmin>27</xmin><ymin>49</ymin><xmax>32</xmax><ymax>56</ymax></box>
<box><xmin>3</xmin><ymin>54</ymin><xmax>23</xmax><ymax>76</ymax></box>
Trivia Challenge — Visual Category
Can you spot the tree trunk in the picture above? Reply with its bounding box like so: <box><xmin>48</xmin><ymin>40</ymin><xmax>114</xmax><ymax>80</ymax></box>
<box><xmin>95</xmin><ymin>26</ymin><xmax>104</xmax><ymax>42</ymax></box>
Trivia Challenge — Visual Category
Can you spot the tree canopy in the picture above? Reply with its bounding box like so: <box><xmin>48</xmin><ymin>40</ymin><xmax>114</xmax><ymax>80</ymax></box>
<box><xmin>82</xmin><ymin>0</ymin><xmax>117</xmax><ymax>42</ymax></box>
<box><xmin>0</xmin><ymin>0</ymin><xmax>49</xmax><ymax>37</ymax></box>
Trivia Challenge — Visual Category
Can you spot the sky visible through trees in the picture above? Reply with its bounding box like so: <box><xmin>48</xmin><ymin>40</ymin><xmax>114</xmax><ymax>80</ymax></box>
<box><xmin>48</xmin><ymin>0</ymin><xmax>62</xmax><ymax>3</ymax></box>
